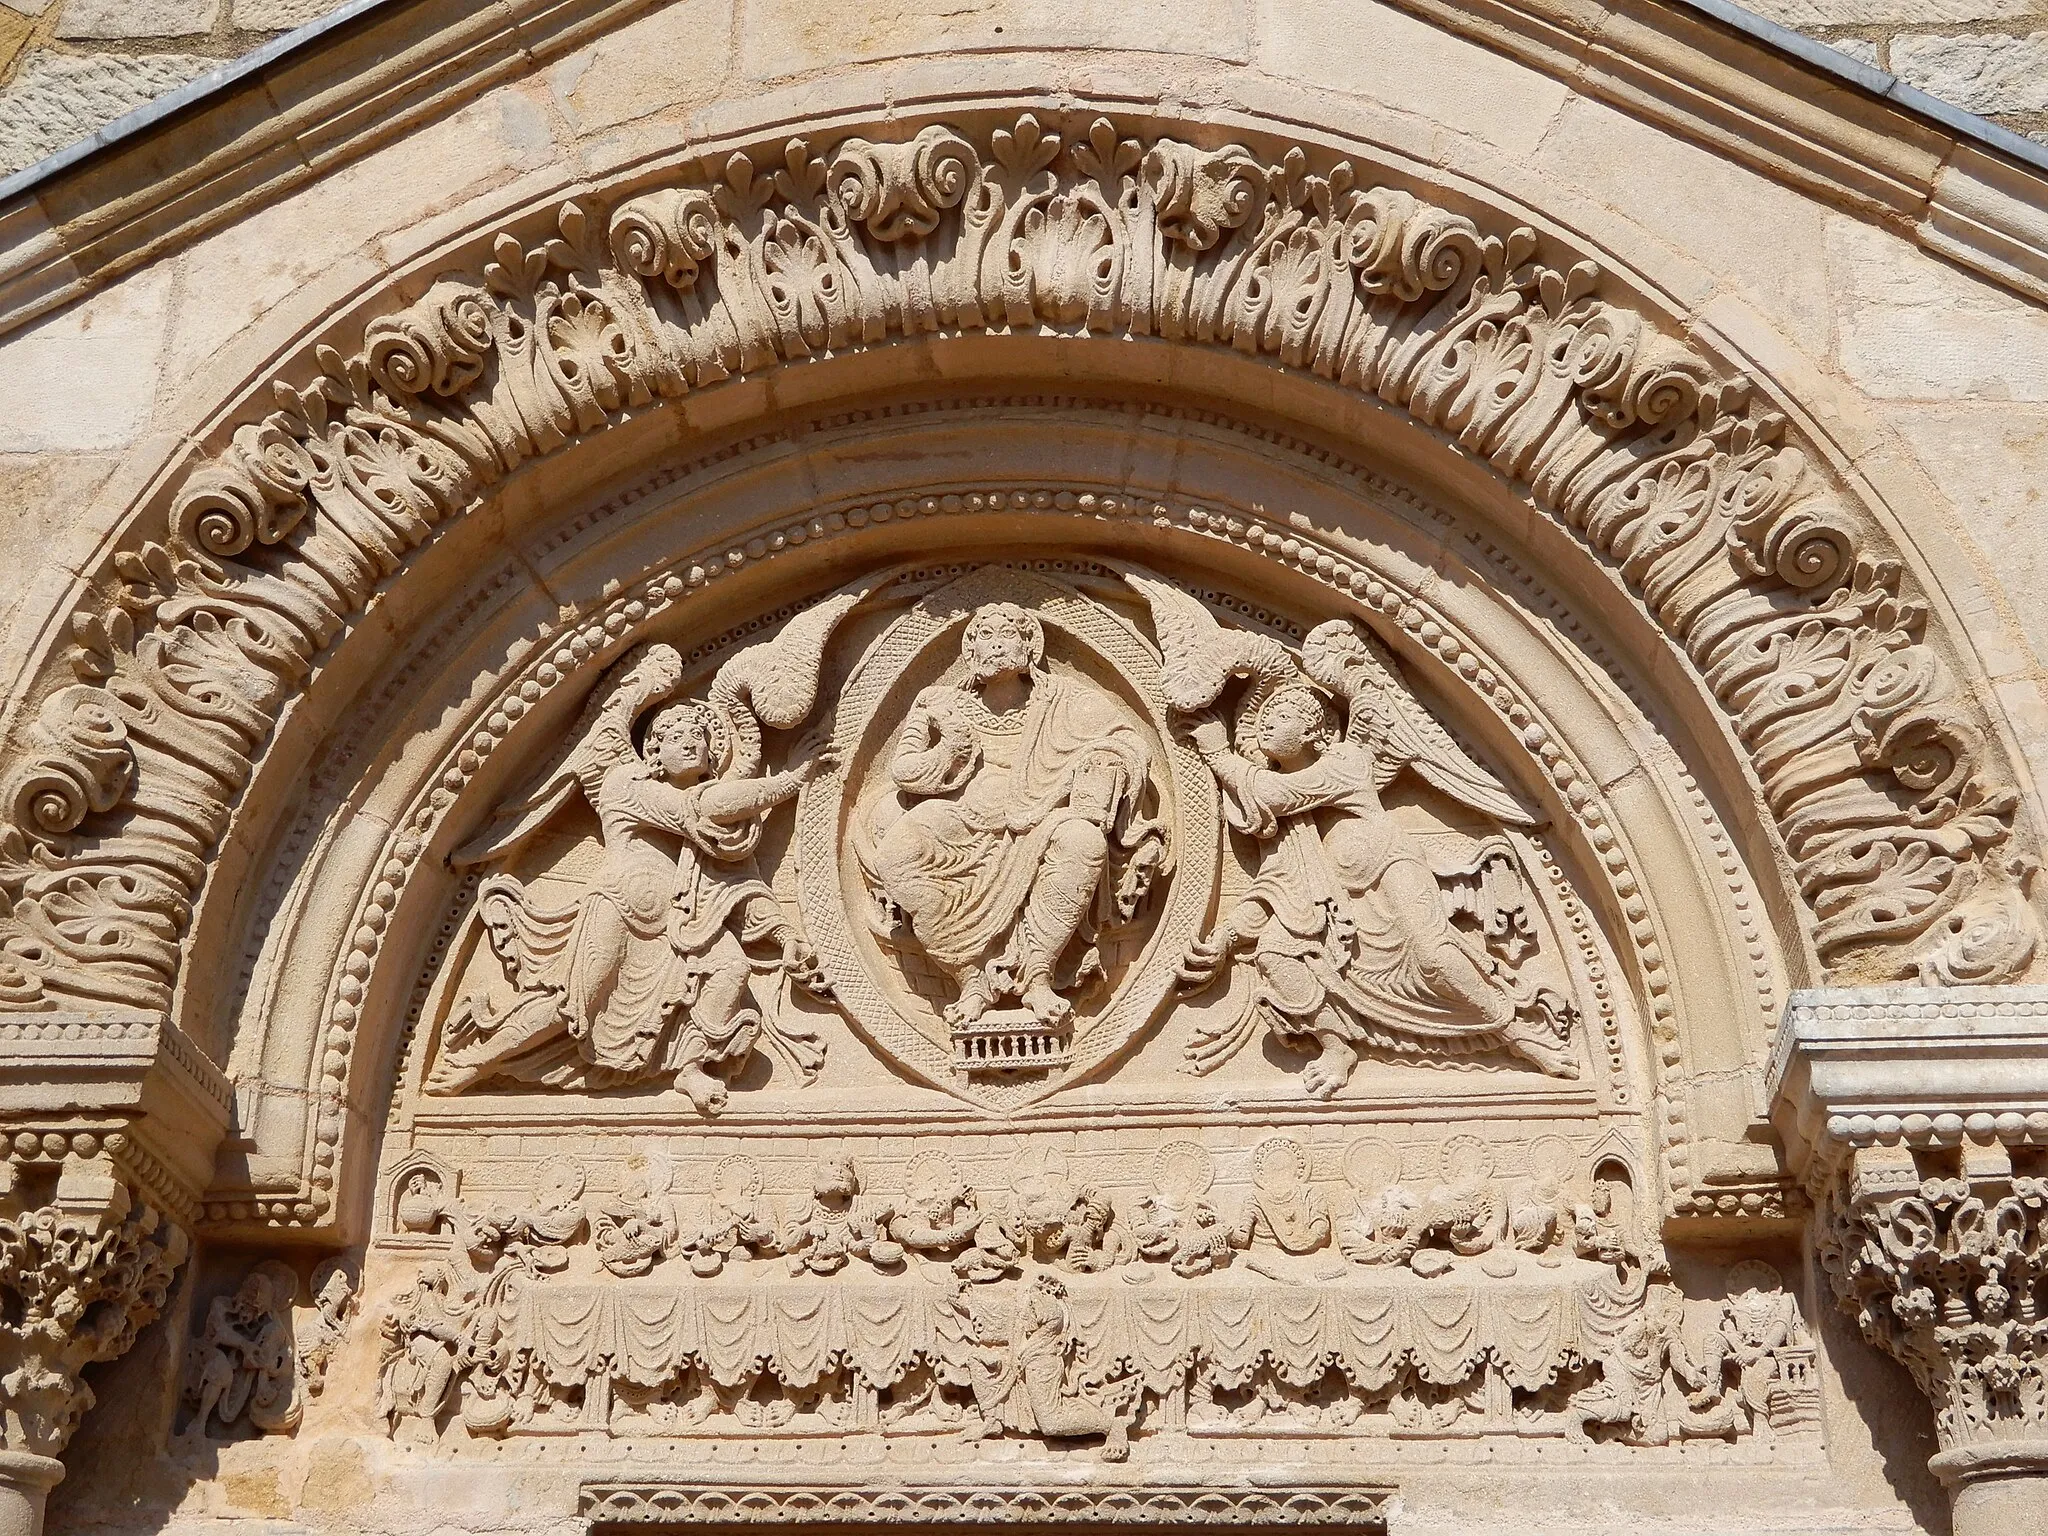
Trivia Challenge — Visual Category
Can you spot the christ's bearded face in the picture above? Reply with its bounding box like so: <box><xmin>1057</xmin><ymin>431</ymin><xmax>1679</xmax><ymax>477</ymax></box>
<box><xmin>963</xmin><ymin>606</ymin><xmax>1037</xmax><ymax>684</ymax></box>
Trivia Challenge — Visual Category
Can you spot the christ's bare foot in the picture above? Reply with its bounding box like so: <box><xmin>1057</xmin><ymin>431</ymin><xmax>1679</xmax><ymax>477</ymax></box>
<box><xmin>1023</xmin><ymin>979</ymin><xmax>1071</xmax><ymax>1026</ymax></box>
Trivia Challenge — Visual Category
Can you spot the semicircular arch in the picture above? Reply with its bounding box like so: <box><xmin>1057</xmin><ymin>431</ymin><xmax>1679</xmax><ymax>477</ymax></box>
<box><xmin>0</xmin><ymin>100</ymin><xmax>2034</xmax><ymax>1237</ymax></box>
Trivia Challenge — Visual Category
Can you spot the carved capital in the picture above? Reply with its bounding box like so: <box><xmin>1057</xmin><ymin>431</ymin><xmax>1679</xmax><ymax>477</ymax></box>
<box><xmin>1771</xmin><ymin>986</ymin><xmax>2048</xmax><ymax>1530</ymax></box>
<box><xmin>0</xmin><ymin>1198</ymin><xmax>187</xmax><ymax>1458</ymax></box>
<box><xmin>0</xmin><ymin>1010</ymin><xmax>221</xmax><ymax>1470</ymax></box>
<box><xmin>1820</xmin><ymin>1165</ymin><xmax>2048</xmax><ymax>1449</ymax></box>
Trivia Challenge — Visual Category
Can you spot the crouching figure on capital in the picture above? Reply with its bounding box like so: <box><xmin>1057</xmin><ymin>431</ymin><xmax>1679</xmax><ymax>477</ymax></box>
<box><xmin>1132</xmin><ymin>575</ymin><xmax>1579</xmax><ymax>1097</ymax></box>
<box><xmin>430</xmin><ymin>589</ymin><xmax>871</xmax><ymax>1113</ymax></box>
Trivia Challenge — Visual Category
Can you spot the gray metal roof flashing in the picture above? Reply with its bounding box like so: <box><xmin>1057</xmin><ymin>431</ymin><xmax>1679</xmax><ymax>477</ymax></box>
<box><xmin>0</xmin><ymin>0</ymin><xmax>403</xmax><ymax>207</ymax></box>
<box><xmin>1</xmin><ymin>0</ymin><xmax>2045</xmax><ymax>212</ymax></box>
<box><xmin>1672</xmin><ymin>0</ymin><xmax>2048</xmax><ymax>177</ymax></box>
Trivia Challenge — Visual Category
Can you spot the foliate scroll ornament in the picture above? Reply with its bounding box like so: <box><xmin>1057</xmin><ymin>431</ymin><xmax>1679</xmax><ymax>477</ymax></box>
<box><xmin>1142</xmin><ymin>142</ymin><xmax>1266</xmax><ymax>253</ymax></box>
<box><xmin>1822</xmin><ymin>1172</ymin><xmax>2048</xmax><ymax>1449</ymax></box>
<box><xmin>830</xmin><ymin>126</ymin><xmax>978</xmax><ymax>243</ymax></box>
<box><xmin>1915</xmin><ymin>879</ymin><xmax>2041</xmax><ymax>986</ymax></box>
<box><xmin>5</xmin><ymin>111</ymin><xmax>2031</xmax><ymax>1017</ymax></box>
<box><xmin>1132</xmin><ymin>575</ymin><xmax>1580</xmax><ymax>1097</ymax></box>
<box><xmin>0</xmin><ymin>1201</ymin><xmax>187</xmax><ymax>1457</ymax></box>
<box><xmin>609</xmin><ymin>190</ymin><xmax>720</xmax><ymax>292</ymax></box>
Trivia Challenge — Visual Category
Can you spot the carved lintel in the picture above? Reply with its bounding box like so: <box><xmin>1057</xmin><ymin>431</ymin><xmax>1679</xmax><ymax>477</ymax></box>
<box><xmin>1769</xmin><ymin>986</ymin><xmax>2048</xmax><ymax>1533</ymax></box>
<box><xmin>579</xmin><ymin>1483</ymin><xmax>1394</xmax><ymax>1530</ymax></box>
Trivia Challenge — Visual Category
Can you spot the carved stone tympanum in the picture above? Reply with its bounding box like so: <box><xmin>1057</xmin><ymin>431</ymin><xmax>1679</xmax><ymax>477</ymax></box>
<box><xmin>16</xmin><ymin>57</ymin><xmax>2036</xmax><ymax>1536</ymax></box>
<box><xmin>420</xmin><ymin>564</ymin><xmax>1581</xmax><ymax>1115</ymax></box>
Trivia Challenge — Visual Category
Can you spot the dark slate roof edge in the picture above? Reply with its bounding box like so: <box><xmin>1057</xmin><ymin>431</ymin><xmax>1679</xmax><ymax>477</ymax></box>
<box><xmin>1671</xmin><ymin>0</ymin><xmax>2048</xmax><ymax>176</ymax></box>
<box><xmin>0</xmin><ymin>0</ymin><xmax>403</xmax><ymax>206</ymax></box>
<box><xmin>1</xmin><ymin>0</ymin><xmax>2046</xmax><ymax>206</ymax></box>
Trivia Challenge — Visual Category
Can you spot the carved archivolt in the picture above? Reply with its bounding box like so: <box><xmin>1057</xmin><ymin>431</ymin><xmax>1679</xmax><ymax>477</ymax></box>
<box><xmin>0</xmin><ymin>112</ymin><xmax>2032</xmax><ymax>1026</ymax></box>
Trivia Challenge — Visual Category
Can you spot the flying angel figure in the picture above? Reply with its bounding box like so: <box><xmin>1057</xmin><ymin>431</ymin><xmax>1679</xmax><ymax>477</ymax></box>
<box><xmin>429</xmin><ymin>585</ymin><xmax>869</xmax><ymax>1113</ymax></box>
<box><xmin>1128</xmin><ymin>573</ymin><xmax>1579</xmax><ymax>1096</ymax></box>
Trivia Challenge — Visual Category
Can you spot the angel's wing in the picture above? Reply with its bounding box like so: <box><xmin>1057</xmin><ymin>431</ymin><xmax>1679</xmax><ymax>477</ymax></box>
<box><xmin>452</xmin><ymin>643</ymin><xmax>686</xmax><ymax>866</ymax></box>
<box><xmin>708</xmin><ymin>575</ymin><xmax>882</xmax><ymax>779</ymax></box>
<box><xmin>1299</xmin><ymin>619</ymin><xmax>1537</xmax><ymax>826</ymax></box>
<box><xmin>1123</xmin><ymin>570</ymin><xmax>1303</xmax><ymax>757</ymax></box>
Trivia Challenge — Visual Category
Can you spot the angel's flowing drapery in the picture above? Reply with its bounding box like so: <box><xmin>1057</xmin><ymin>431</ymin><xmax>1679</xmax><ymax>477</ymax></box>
<box><xmin>1204</xmin><ymin>740</ymin><xmax>1527</xmax><ymax>1054</ymax></box>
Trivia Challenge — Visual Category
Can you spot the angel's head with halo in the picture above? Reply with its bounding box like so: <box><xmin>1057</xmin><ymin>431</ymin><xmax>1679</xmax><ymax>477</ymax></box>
<box><xmin>641</xmin><ymin>697</ymin><xmax>732</xmax><ymax>784</ymax></box>
<box><xmin>1251</xmin><ymin>683</ymin><xmax>1336</xmax><ymax>768</ymax></box>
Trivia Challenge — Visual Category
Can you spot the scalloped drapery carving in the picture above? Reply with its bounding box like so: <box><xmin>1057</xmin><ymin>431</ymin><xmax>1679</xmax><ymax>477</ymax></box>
<box><xmin>0</xmin><ymin>113</ymin><xmax>2031</xmax><ymax>1013</ymax></box>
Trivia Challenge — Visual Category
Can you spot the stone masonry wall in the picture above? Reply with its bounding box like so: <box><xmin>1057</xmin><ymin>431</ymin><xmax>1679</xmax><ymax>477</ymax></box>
<box><xmin>1</xmin><ymin>0</ymin><xmax>2046</xmax><ymax>182</ymax></box>
<box><xmin>1750</xmin><ymin>0</ymin><xmax>2048</xmax><ymax>142</ymax></box>
<box><xmin>0</xmin><ymin>1</ymin><xmax>336</xmax><ymax>176</ymax></box>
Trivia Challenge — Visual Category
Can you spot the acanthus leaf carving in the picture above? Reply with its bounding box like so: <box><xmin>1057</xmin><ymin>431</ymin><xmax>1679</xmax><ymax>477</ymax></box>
<box><xmin>0</xmin><ymin>1200</ymin><xmax>187</xmax><ymax>1458</ymax></box>
<box><xmin>0</xmin><ymin>109</ymin><xmax>2024</xmax><ymax>1030</ymax></box>
<box><xmin>1822</xmin><ymin>1170</ymin><xmax>2048</xmax><ymax>1451</ymax></box>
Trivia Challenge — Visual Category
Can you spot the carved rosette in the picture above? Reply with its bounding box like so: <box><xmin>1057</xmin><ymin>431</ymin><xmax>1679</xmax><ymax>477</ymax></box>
<box><xmin>0</xmin><ymin>1200</ymin><xmax>187</xmax><ymax>1458</ymax></box>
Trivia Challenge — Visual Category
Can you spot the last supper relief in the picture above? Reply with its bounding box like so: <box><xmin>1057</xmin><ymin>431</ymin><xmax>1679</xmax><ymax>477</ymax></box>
<box><xmin>214</xmin><ymin>557</ymin><xmax>1820</xmax><ymax>1468</ymax></box>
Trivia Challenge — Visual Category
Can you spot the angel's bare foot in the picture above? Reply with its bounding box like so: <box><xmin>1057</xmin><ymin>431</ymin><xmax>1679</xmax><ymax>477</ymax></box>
<box><xmin>1301</xmin><ymin>1037</ymin><xmax>1358</xmax><ymax>1099</ymax></box>
<box><xmin>1511</xmin><ymin>1036</ymin><xmax>1581</xmax><ymax>1078</ymax></box>
<box><xmin>1509</xmin><ymin>991</ymin><xmax>1581</xmax><ymax>1077</ymax></box>
<box><xmin>677</xmin><ymin>1065</ymin><xmax>728</xmax><ymax>1115</ymax></box>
